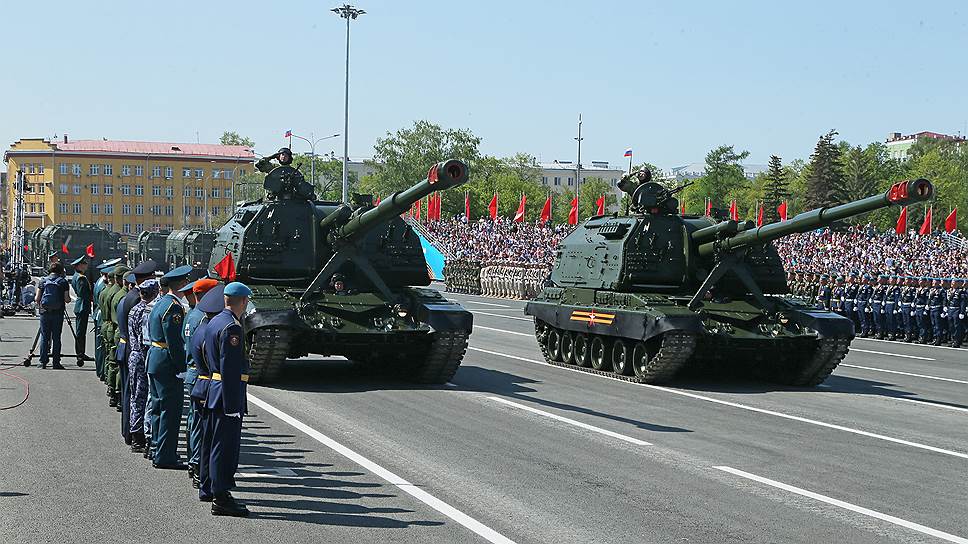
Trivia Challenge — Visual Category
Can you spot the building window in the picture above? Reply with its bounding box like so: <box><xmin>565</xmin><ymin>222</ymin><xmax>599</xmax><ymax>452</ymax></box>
<box><xmin>165</xmin><ymin>186</ymin><xmax>173</xmax><ymax>197</ymax></box>
<box><xmin>553</xmin><ymin>177</ymin><xmax>561</xmax><ymax>186</ymax></box>
<box><xmin>72</xmin><ymin>184</ymin><xmax>80</xmax><ymax>194</ymax></box>
<box><xmin>194</xmin><ymin>206</ymin><xmax>202</xmax><ymax>216</ymax></box>
<box><xmin>122</xmin><ymin>165</ymin><xmax>131</xmax><ymax>176</ymax></box>
<box><xmin>122</xmin><ymin>204</ymin><xmax>131</xmax><ymax>215</ymax></box>
<box><xmin>611</xmin><ymin>178</ymin><xmax>617</xmax><ymax>186</ymax></box>
<box><xmin>196</xmin><ymin>188</ymin><xmax>203</xmax><ymax>198</ymax></box>
<box><xmin>38</xmin><ymin>183</ymin><xmax>45</xmax><ymax>194</ymax></box>
<box><xmin>59</xmin><ymin>203</ymin><xmax>68</xmax><ymax>214</ymax></box>
<box><xmin>135</xmin><ymin>185</ymin><xmax>144</xmax><ymax>196</ymax></box>
<box><xmin>224</xmin><ymin>187</ymin><xmax>233</xmax><ymax>199</ymax></box>
<box><xmin>104</xmin><ymin>164</ymin><xmax>113</xmax><ymax>176</ymax></box>
<box><xmin>211</xmin><ymin>206</ymin><xmax>219</xmax><ymax>216</ymax></box>
<box><xmin>105</xmin><ymin>184</ymin><xmax>113</xmax><ymax>195</ymax></box>
<box><xmin>89</xmin><ymin>164</ymin><xmax>100</xmax><ymax>176</ymax></box>
<box><xmin>122</xmin><ymin>224</ymin><xmax>132</xmax><ymax>234</ymax></box>
<box><xmin>184</xmin><ymin>187</ymin><xmax>191</xmax><ymax>197</ymax></box>
<box><xmin>223</xmin><ymin>170</ymin><xmax>234</xmax><ymax>180</ymax></box>
<box><xmin>165</xmin><ymin>166</ymin><xmax>173</xmax><ymax>178</ymax></box>
<box><xmin>91</xmin><ymin>203</ymin><xmax>99</xmax><ymax>214</ymax></box>
<box><xmin>152</xmin><ymin>186</ymin><xmax>161</xmax><ymax>196</ymax></box>
<box><xmin>213</xmin><ymin>169</ymin><xmax>222</xmax><ymax>179</ymax></box>
<box><xmin>183</xmin><ymin>167</ymin><xmax>191</xmax><ymax>177</ymax></box>
<box><xmin>72</xmin><ymin>163</ymin><xmax>81</xmax><ymax>176</ymax></box>
<box><xmin>152</xmin><ymin>166</ymin><xmax>161</xmax><ymax>178</ymax></box>
<box><xmin>91</xmin><ymin>184</ymin><xmax>99</xmax><ymax>195</ymax></box>
<box><xmin>135</xmin><ymin>165</ymin><xmax>144</xmax><ymax>176</ymax></box>
<box><xmin>165</xmin><ymin>205</ymin><xmax>173</xmax><ymax>216</ymax></box>
<box><xmin>59</xmin><ymin>163</ymin><xmax>68</xmax><ymax>175</ymax></box>
<box><xmin>542</xmin><ymin>176</ymin><xmax>548</xmax><ymax>185</ymax></box>
<box><xmin>38</xmin><ymin>203</ymin><xmax>45</xmax><ymax>213</ymax></box>
<box><xmin>29</xmin><ymin>203</ymin><xmax>36</xmax><ymax>213</ymax></box>
<box><xmin>37</xmin><ymin>163</ymin><xmax>44</xmax><ymax>174</ymax></box>
<box><xmin>73</xmin><ymin>203</ymin><xmax>81</xmax><ymax>214</ymax></box>
<box><xmin>121</xmin><ymin>184</ymin><xmax>130</xmax><ymax>195</ymax></box>
<box><xmin>211</xmin><ymin>187</ymin><xmax>220</xmax><ymax>198</ymax></box>
<box><xmin>567</xmin><ymin>177</ymin><xmax>573</xmax><ymax>186</ymax></box>
<box><xmin>135</xmin><ymin>223</ymin><xmax>143</xmax><ymax>232</ymax></box>
<box><xmin>104</xmin><ymin>223</ymin><xmax>112</xmax><ymax>232</ymax></box>
<box><xmin>27</xmin><ymin>164</ymin><xmax>35</xmax><ymax>174</ymax></box>
<box><xmin>194</xmin><ymin>168</ymin><xmax>204</xmax><ymax>178</ymax></box>
<box><xmin>135</xmin><ymin>204</ymin><xmax>144</xmax><ymax>215</ymax></box>
<box><xmin>151</xmin><ymin>205</ymin><xmax>160</xmax><ymax>216</ymax></box>
<box><xmin>184</xmin><ymin>205</ymin><xmax>191</xmax><ymax>217</ymax></box>
<box><xmin>105</xmin><ymin>204</ymin><xmax>114</xmax><ymax>215</ymax></box>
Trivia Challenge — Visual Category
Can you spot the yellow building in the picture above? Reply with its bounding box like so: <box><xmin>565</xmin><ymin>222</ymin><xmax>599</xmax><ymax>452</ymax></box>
<box><xmin>4</xmin><ymin>137</ymin><xmax>254</xmax><ymax>237</ymax></box>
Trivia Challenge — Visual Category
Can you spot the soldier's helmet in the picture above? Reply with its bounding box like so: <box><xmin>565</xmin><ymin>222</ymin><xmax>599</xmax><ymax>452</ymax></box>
<box><xmin>276</xmin><ymin>147</ymin><xmax>294</xmax><ymax>165</ymax></box>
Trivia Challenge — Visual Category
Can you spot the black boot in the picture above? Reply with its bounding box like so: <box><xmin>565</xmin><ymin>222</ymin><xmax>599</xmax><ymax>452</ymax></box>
<box><xmin>212</xmin><ymin>492</ymin><xmax>249</xmax><ymax>517</ymax></box>
<box><xmin>109</xmin><ymin>393</ymin><xmax>118</xmax><ymax>408</ymax></box>
<box><xmin>130</xmin><ymin>432</ymin><xmax>146</xmax><ymax>453</ymax></box>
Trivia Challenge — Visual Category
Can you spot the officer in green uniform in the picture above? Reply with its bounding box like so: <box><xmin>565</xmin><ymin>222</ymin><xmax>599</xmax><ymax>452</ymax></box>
<box><xmin>70</xmin><ymin>256</ymin><xmax>92</xmax><ymax>365</ymax></box>
<box><xmin>92</xmin><ymin>258</ymin><xmax>121</xmax><ymax>381</ymax></box>
<box><xmin>98</xmin><ymin>266</ymin><xmax>122</xmax><ymax>392</ymax></box>
<box><xmin>106</xmin><ymin>266</ymin><xmax>131</xmax><ymax>408</ymax></box>
<box><xmin>147</xmin><ymin>265</ymin><xmax>192</xmax><ymax>469</ymax></box>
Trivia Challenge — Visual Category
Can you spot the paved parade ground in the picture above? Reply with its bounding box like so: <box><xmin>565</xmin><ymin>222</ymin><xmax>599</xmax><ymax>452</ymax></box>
<box><xmin>1</xmin><ymin>287</ymin><xmax>966</xmax><ymax>544</ymax></box>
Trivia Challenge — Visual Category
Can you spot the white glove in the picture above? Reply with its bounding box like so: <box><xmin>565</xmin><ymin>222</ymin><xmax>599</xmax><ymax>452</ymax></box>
<box><xmin>960</xmin><ymin>314</ymin><xmax>965</xmax><ymax>319</ymax></box>
<box><xmin>910</xmin><ymin>312</ymin><xmax>915</xmax><ymax>316</ymax></box>
<box><xmin>226</xmin><ymin>413</ymin><xmax>240</xmax><ymax>418</ymax></box>
<box><xmin>176</xmin><ymin>372</ymin><xmax>186</xmax><ymax>379</ymax></box>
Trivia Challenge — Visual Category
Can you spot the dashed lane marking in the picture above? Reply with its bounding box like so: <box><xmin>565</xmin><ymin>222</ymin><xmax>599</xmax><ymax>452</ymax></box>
<box><xmin>817</xmin><ymin>385</ymin><xmax>968</xmax><ymax>413</ymax></box>
<box><xmin>475</xmin><ymin>325</ymin><xmax>532</xmax><ymax>337</ymax></box>
<box><xmin>448</xmin><ymin>298</ymin><xmax>515</xmax><ymax>308</ymax></box>
<box><xmin>248</xmin><ymin>394</ymin><xmax>518</xmax><ymax>544</ymax></box>
<box><xmin>470</xmin><ymin>311</ymin><xmax>532</xmax><ymax>321</ymax></box>
<box><xmin>840</xmin><ymin>364</ymin><xmax>968</xmax><ymax>385</ymax></box>
<box><xmin>466</xmin><ymin>346</ymin><xmax>968</xmax><ymax>460</ymax></box>
<box><xmin>715</xmin><ymin>466</ymin><xmax>968</xmax><ymax>544</ymax></box>
<box><xmin>487</xmin><ymin>396</ymin><xmax>652</xmax><ymax>446</ymax></box>
<box><xmin>850</xmin><ymin>348</ymin><xmax>934</xmax><ymax>361</ymax></box>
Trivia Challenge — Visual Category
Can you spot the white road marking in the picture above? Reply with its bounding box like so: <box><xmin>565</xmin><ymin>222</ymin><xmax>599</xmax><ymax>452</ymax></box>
<box><xmin>818</xmin><ymin>385</ymin><xmax>968</xmax><ymax>413</ymax></box>
<box><xmin>236</xmin><ymin>468</ymin><xmax>298</xmax><ymax>478</ymax></box>
<box><xmin>248</xmin><ymin>394</ymin><xmax>517</xmax><ymax>544</ymax></box>
<box><xmin>471</xmin><ymin>310</ymin><xmax>532</xmax><ymax>321</ymax></box>
<box><xmin>856</xmin><ymin>336</ymin><xmax>966</xmax><ymax>352</ymax></box>
<box><xmin>850</xmin><ymin>348</ymin><xmax>934</xmax><ymax>361</ymax></box>
<box><xmin>464</xmin><ymin>307</ymin><xmax>522</xmax><ymax>312</ymax></box>
<box><xmin>475</xmin><ymin>325</ymin><xmax>533</xmax><ymax>337</ymax></box>
<box><xmin>487</xmin><ymin>396</ymin><xmax>651</xmax><ymax>446</ymax></box>
<box><xmin>451</xmin><ymin>299</ymin><xmax>514</xmax><ymax>308</ymax></box>
<box><xmin>715</xmin><ymin>466</ymin><xmax>968</xmax><ymax>544</ymax></box>
<box><xmin>840</xmin><ymin>364</ymin><xmax>968</xmax><ymax>385</ymax></box>
<box><xmin>466</xmin><ymin>346</ymin><xmax>968</xmax><ymax>460</ymax></box>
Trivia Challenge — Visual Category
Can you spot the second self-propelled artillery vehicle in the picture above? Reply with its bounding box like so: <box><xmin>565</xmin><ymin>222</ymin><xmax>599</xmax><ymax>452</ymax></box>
<box><xmin>525</xmin><ymin>170</ymin><xmax>933</xmax><ymax>386</ymax></box>
<box><xmin>210</xmin><ymin>159</ymin><xmax>473</xmax><ymax>384</ymax></box>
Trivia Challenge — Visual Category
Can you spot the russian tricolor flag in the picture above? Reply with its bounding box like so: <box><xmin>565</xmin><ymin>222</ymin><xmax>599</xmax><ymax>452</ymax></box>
<box><xmin>624</xmin><ymin>148</ymin><xmax>633</xmax><ymax>157</ymax></box>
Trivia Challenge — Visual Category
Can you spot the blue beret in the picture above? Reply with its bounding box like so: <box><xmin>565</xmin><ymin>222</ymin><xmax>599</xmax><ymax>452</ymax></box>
<box><xmin>125</xmin><ymin>272</ymin><xmax>136</xmax><ymax>284</ymax></box>
<box><xmin>178</xmin><ymin>280</ymin><xmax>197</xmax><ymax>293</ymax></box>
<box><xmin>131</xmin><ymin>260</ymin><xmax>158</xmax><ymax>276</ymax></box>
<box><xmin>224</xmin><ymin>282</ymin><xmax>253</xmax><ymax>297</ymax></box>
<box><xmin>70</xmin><ymin>256</ymin><xmax>88</xmax><ymax>266</ymax></box>
<box><xmin>101</xmin><ymin>266</ymin><xmax>116</xmax><ymax>275</ymax></box>
<box><xmin>162</xmin><ymin>265</ymin><xmax>193</xmax><ymax>281</ymax></box>
<box><xmin>197</xmin><ymin>284</ymin><xmax>226</xmax><ymax>313</ymax></box>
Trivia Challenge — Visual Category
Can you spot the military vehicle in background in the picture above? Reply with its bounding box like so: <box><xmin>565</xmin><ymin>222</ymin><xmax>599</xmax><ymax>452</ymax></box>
<box><xmin>209</xmin><ymin>159</ymin><xmax>473</xmax><ymax>384</ymax></box>
<box><xmin>525</xmin><ymin>171</ymin><xmax>934</xmax><ymax>386</ymax></box>
<box><xmin>128</xmin><ymin>231</ymin><xmax>171</xmax><ymax>272</ymax></box>
<box><xmin>166</xmin><ymin>229</ymin><xmax>215</xmax><ymax>277</ymax></box>
<box><xmin>26</xmin><ymin>224</ymin><xmax>124</xmax><ymax>275</ymax></box>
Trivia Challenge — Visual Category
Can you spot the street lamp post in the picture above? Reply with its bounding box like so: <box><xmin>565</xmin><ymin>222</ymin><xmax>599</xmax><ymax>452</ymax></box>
<box><xmin>332</xmin><ymin>4</ymin><xmax>365</xmax><ymax>204</ymax></box>
<box><xmin>290</xmin><ymin>132</ymin><xmax>340</xmax><ymax>193</ymax></box>
<box><xmin>575</xmin><ymin>113</ymin><xmax>583</xmax><ymax>201</ymax></box>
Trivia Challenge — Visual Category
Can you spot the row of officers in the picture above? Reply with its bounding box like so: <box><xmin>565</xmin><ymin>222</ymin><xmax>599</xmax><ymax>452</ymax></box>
<box><xmin>788</xmin><ymin>272</ymin><xmax>967</xmax><ymax>347</ymax></box>
<box><xmin>65</xmin><ymin>256</ymin><xmax>254</xmax><ymax>517</ymax></box>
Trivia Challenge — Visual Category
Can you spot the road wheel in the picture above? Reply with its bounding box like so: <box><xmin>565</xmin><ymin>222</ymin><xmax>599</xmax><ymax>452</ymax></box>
<box><xmin>561</xmin><ymin>331</ymin><xmax>576</xmax><ymax>364</ymax></box>
<box><xmin>612</xmin><ymin>339</ymin><xmax>632</xmax><ymax>375</ymax></box>
<box><xmin>573</xmin><ymin>334</ymin><xmax>591</xmax><ymax>367</ymax></box>
<box><xmin>590</xmin><ymin>337</ymin><xmax>608</xmax><ymax>370</ymax></box>
<box><xmin>632</xmin><ymin>341</ymin><xmax>657</xmax><ymax>380</ymax></box>
<box><xmin>546</xmin><ymin>328</ymin><xmax>563</xmax><ymax>362</ymax></box>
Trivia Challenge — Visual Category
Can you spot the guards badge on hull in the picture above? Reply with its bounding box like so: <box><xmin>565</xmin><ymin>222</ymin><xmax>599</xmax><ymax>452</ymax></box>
<box><xmin>569</xmin><ymin>310</ymin><xmax>615</xmax><ymax>325</ymax></box>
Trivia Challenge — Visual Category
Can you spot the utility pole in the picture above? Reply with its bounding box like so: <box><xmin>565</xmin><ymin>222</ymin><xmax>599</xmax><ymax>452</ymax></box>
<box><xmin>332</xmin><ymin>4</ymin><xmax>365</xmax><ymax>204</ymax></box>
<box><xmin>575</xmin><ymin>113</ymin><xmax>584</xmax><ymax>201</ymax></box>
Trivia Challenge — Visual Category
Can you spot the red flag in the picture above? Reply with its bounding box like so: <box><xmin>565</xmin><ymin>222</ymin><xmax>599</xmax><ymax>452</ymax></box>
<box><xmin>214</xmin><ymin>253</ymin><xmax>236</xmax><ymax>282</ymax></box>
<box><xmin>705</xmin><ymin>199</ymin><xmax>712</xmax><ymax>216</ymax></box>
<box><xmin>431</xmin><ymin>193</ymin><xmax>439</xmax><ymax>220</ymax></box>
<box><xmin>61</xmin><ymin>242</ymin><xmax>69</xmax><ymax>254</ymax></box>
<box><xmin>919</xmin><ymin>206</ymin><xmax>932</xmax><ymax>235</ymax></box>
<box><xmin>427</xmin><ymin>196</ymin><xmax>434</xmax><ymax>221</ymax></box>
<box><xmin>757</xmin><ymin>205</ymin><xmax>764</xmax><ymax>227</ymax></box>
<box><xmin>944</xmin><ymin>208</ymin><xmax>957</xmax><ymax>233</ymax></box>
<box><xmin>680</xmin><ymin>200</ymin><xmax>686</xmax><ymax>215</ymax></box>
<box><xmin>895</xmin><ymin>206</ymin><xmax>907</xmax><ymax>234</ymax></box>
<box><xmin>488</xmin><ymin>194</ymin><xmax>498</xmax><ymax>220</ymax></box>
<box><xmin>375</xmin><ymin>195</ymin><xmax>381</xmax><ymax>206</ymax></box>
<box><xmin>415</xmin><ymin>199</ymin><xmax>421</xmax><ymax>220</ymax></box>
<box><xmin>729</xmin><ymin>200</ymin><xmax>738</xmax><ymax>221</ymax></box>
<box><xmin>464</xmin><ymin>191</ymin><xmax>470</xmax><ymax>221</ymax></box>
<box><xmin>568</xmin><ymin>196</ymin><xmax>579</xmax><ymax>225</ymax></box>
<box><xmin>283</xmin><ymin>130</ymin><xmax>292</xmax><ymax>138</ymax></box>
<box><xmin>85</xmin><ymin>243</ymin><xmax>95</xmax><ymax>258</ymax></box>
<box><xmin>513</xmin><ymin>194</ymin><xmax>527</xmax><ymax>222</ymax></box>
<box><xmin>540</xmin><ymin>195</ymin><xmax>552</xmax><ymax>224</ymax></box>
<box><xmin>595</xmin><ymin>194</ymin><xmax>605</xmax><ymax>216</ymax></box>
<box><xmin>777</xmin><ymin>201</ymin><xmax>788</xmax><ymax>221</ymax></box>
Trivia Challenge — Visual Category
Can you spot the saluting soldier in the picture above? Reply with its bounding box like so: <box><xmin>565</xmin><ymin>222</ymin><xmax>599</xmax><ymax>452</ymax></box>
<box><xmin>146</xmin><ymin>265</ymin><xmax>193</xmax><ymax>469</ymax></box>
<box><xmin>204</xmin><ymin>281</ymin><xmax>252</xmax><ymax>517</ymax></box>
<box><xmin>183</xmin><ymin>278</ymin><xmax>219</xmax><ymax>489</ymax></box>
<box><xmin>70</xmin><ymin>256</ymin><xmax>92</xmax><ymax>365</ymax></box>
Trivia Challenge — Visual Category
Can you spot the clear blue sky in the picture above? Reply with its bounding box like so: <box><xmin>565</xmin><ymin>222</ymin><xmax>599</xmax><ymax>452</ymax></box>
<box><xmin>1</xmin><ymin>0</ymin><xmax>966</xmax><ymax>172</ymax></box>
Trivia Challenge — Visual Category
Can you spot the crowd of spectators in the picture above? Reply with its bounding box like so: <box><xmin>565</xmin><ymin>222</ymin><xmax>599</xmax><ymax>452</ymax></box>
<box><xmin>425</xmin><ymin>219</ymin><xmax>574</xmax><ymax>266</ymax></box>
<box><xmin>774</xmin><ymin>225</ymin><xmax>968</xmax><ymax>279</ymax></box>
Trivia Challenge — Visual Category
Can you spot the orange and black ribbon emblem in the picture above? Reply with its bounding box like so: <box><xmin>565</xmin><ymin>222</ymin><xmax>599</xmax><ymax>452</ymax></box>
<box><xmin>569</xmin><ymin>310</ymin><xmax>615</xmax><ymax>325</ymax></box>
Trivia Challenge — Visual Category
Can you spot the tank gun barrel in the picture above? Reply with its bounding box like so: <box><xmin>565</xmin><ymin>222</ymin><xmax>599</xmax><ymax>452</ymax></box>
<box><xmin>697</xmin><ymin>178</ymin><xmax>933</xmax><ymax>258</ymax></box>
<box><xmin>333</xmin><ymin>160</ymin><xmax>469</xmax><ymax>241</ymax></box>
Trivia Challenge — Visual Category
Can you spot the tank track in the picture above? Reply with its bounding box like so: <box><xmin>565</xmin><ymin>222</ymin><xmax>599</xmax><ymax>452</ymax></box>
<box><xmin>408</xmin><ymin>330</ymin><xmax>469</xmax><ymax>384</ymax></box>
<box><xmin>535</xmin><ymin>321</ymin><xmax>697</xmax><ymax>384</ymax></box>
<box><xmin>246</xmin><ymin>326</ymin><xmax>292</xmax><ymax>384</ymax></box>
<box><xmin>779</xmin><ymin>336</ymin><xmax>851</xmax><ymax>386</ymax></box>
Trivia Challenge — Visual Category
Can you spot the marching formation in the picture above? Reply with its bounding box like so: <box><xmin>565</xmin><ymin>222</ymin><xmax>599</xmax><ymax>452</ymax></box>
<box><xmin>76</xmin><ymin>257</ymin><xmax>256</xmax><ymax>517</ymax></box>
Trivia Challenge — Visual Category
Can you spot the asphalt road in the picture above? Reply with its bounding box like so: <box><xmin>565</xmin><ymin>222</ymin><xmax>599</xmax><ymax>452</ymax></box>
<box><xmin>0</xmin><ymin>289</ymin><xmax>965</xmax><ymax>544</ymax></box>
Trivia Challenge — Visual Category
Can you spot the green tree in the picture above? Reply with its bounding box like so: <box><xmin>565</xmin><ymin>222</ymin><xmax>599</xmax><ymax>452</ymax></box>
<box><xmin>804</xmin><ymin>130</ymin><xmax>843</xmax><ymax>209</ymax></box>
<box><xmin>219</xmin><ymin>131</ymin><xmax>255</xmax><ymax>147</ymax></box>
<box><xmin>683</xmin><ymin>145</ymin><xmax>750</xmax><ymax>214</ymax></box>
<box><xmin>762</xmin><ymin>155</ymin><xmax>790</xmax><ymax>223</ymax></box>
<box><xmin>290</xmin><ymin>154</ymin><xmax>356</xmax><ymax>200</ymax></box>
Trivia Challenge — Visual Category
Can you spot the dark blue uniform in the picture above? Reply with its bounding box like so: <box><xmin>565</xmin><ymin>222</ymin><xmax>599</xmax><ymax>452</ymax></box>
<box><xmin>870</xmin><ymin>284</ymin><xmax>885</xmax><ymax>337</ymax></box>
<box><xmin>116</xmin><ymin>288</ymin><xmax>141</xmax><ymax>444</ymax></box>
<box><xmin>884</xmin><ymin>283</ymin><xmax>901</xmax><ymax>339</ymax></box>
<box><xmin>190</xmin><ymin>319</ymin><xmax>213</xmax><ymax>499</ymax></box>
<box><xmin>831</xmin><ymin>285</ymin><xmax>845</xmax><ymax>315</ymax></box>
<box><xmin>900</xmin><ymin>285</ymin><xmax>917</xmax><ymax>341</ymax></box>
<box><xmin>948</xmin><ymin>285</ymin><xmax>966</xmax><ymax>347</ymax></box>
<box><xmin>843</xmin><ymin>284</ymin><xmax>858</xmax><ymax>326</ymax></box>
<box><xmin>204</xmin><ymin>309</ymin><xmax>248</xmax><ymax>497</ymax></box>
<box><xmin>71</xmin><ymin>270</ymin><xmax>92</xmax><ymax>359</ymax></box>
<box><xmin>38</xmin><ymin>273</ymin><xmax>69</xmax><ymax>368</ymax></box>
<box><xmin>856</xmin><ymin>283</ymin><xmax>873</xmax><ymax>336</ymax></box>
<box><xmin>928</xmin><ymin>287</ymin><xmax>945</xmax><ymax>344</ymax></box>
<box><xmin>146</xmin><ymin>293</ymin><xmax>187</xmax><ymax>466</ymax></box>
<box><xmin>183</xmin><ymin>307</ymin><xmax>206</xmax><ymax>472</ymax></box>
<box><xmin>914</xmin><ymin>286</ymin><xmax>931</xmax><ymax>342</ymax></box>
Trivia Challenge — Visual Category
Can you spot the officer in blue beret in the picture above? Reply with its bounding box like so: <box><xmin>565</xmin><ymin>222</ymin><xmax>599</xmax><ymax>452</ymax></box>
<box><xmin>70</xmin><ymin>256</ymin><xmax>92</xmax><ymax>365</ymax></box>
<box><xmin>192</xmin><ymin>283</ymin><xmax>225</xmax><ymax>501</ymax></box>
<box><xmin>204</xmin><ymin>281</ymin><xmax>252</xmax><ymax>516</ymax></box>
<box><xmin>146</xmin><ymin>265</ymin><xmax>193</xmax><ymax>469</ymax></box>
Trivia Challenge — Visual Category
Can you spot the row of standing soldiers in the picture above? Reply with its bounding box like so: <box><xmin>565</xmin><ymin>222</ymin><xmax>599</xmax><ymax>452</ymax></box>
<box><xmin>443</xmin><ymin>259</ymin><xmax>482</xmax><ymax>295</ymax></box>
<box><xmin>90</xmin><ymin>258</ymin><xmax>253</xmax><ymax>517</ymax></box>
<box><xmin>788</xmin><ymin>271</ymin><xmax>967</xmax><ymax>347</ymax></box>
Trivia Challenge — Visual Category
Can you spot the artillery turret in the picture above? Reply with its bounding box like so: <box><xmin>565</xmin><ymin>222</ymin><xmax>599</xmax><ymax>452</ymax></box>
<box><xmin>525</xmin><ymin>174</ymin><xmax>933</xmax><ymax>386</ymax></box>
<box><xmin>209</xmin><ymin>160</ymin><xmax>473</xmax><ymax>384</ymax></box>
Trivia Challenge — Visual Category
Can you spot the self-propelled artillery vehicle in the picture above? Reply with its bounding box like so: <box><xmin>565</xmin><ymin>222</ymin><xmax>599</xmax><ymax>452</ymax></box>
<box><xmin>209</xmin><ymin>159</ymin><xmax>473</xmax><ymax>384</ymax></box>
<box><xmin>524</xmin><ymin>171</ymin><xmax>933</xmax><ymax>385</ymax></box>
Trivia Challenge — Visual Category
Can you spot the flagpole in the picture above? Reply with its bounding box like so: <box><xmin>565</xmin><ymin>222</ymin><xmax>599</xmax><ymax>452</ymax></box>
<box><xmin>628</xmin><ymin>152</ymin><xmax>633</xmax><ymax>175</ymax></box>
